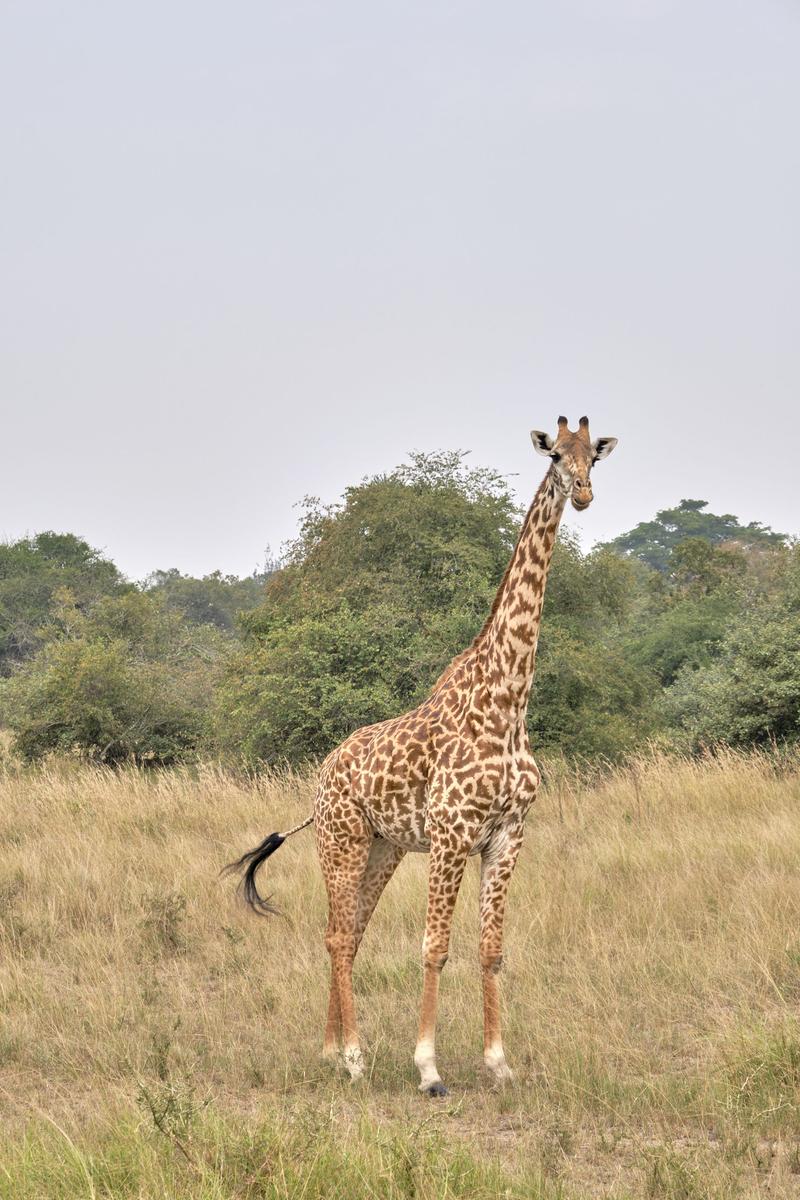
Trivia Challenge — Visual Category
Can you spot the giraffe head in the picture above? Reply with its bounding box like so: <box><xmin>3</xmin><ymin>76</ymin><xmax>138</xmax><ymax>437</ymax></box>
<box><xmin>530</xmin><ymin>416</ymin><xmax>617</xmax><ymax>510</ymax></box>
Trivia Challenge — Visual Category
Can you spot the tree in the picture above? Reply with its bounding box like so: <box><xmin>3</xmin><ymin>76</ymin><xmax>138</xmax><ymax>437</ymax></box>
<box><xmin>663</xmin><ymin>608</ymin><xmax>800</xmax><ymax>749</ymax></box>
<box><xmin>0</xmin><ymin>590</ymin><xmax>227</xmax><ymax>764</ymax></box>
<box><xmin>218</xmin><ymin>452</ymin><xmax>651</xmax><ymax>766</ymax></box>
<box><xmin>216</xmin><ymin>602</ymin><xmax>416</xmax><ymax>764</ymax></box>
<box><xmin>528</xmin><ymin>628</ymin><xmax>654</xmax><ymax>760</ymax></box>
<box><xmin>250</xmin><ymin>450</ymin><xmax>521</xmax><ymax>628</ymax></box>
<box><xmin>608</xmin><ymin>499</ymin><xmax>784</xmax><ymax>573</ymax></box>
<box><xmin>0</xmin><ymin>532</ymin><xmax>127</xmax><ymax>672</ymax></box>
<box><xmin>618</xmin><ymin>541</ymin><xmax>747</xmax><ymax>688</ymax></box>
<box><xmin>145</xmin><ymin>568</ymin><xmax>269</xmax><ymax>630</ymax></box>
<box><xmin>218</xmin><ymin>452</ymin><xmax>520</xmax><ymax>764</ymax></box>
<box><xmin>662</xmin><ymin>546</ymin><xmax>800</xmax><ymax>749</ymax></box>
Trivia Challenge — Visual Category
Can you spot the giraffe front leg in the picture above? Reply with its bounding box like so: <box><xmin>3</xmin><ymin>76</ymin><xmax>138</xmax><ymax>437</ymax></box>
<box><xmin>414</xmin><ymin>830</ymin><xmax>469</xmax><ymax>1096</ymax></box>
<box><xmin>479</xmin><ymin>825</ymin><xmax>524</xmax><ymax>1086</ymax></box>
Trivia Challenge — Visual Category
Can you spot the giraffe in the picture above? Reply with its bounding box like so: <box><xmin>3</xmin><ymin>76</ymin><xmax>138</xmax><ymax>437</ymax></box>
<box><xmin>225</xmin><ymin>416</ymin><xmax>617</xmax><ymax>1095</ymax></box>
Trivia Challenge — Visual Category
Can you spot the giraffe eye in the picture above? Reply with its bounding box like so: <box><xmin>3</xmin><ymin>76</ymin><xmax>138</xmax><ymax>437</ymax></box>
<box><xmin>550</xmin><ymin>452</ymin><xmax>561</xmax><ymax>463</ymax></box>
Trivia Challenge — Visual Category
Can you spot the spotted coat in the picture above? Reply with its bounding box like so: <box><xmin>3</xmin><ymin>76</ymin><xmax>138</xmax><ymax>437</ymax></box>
<box><xmin>236</xmin><ymin>417</ymin><xmax>618</xmax><ymax>1094</ymax></box>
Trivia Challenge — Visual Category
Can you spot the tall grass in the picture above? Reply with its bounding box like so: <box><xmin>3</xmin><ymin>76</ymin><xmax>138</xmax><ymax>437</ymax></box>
<box><xmin>2</xmin><ymin>749</ymin><xmax>800</xmax><ymax>1196</ymax></box>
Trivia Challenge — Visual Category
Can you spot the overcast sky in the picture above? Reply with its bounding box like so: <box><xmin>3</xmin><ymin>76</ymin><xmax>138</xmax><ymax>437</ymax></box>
<box><xmin>2</xmin><ymin>1</ymin><xmax>798</xmax><ymax>580</ymax></box>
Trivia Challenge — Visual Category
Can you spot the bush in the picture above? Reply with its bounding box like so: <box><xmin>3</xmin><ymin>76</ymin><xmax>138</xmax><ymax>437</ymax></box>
<box><xmin>216</xmin><ymin>603</ymin><xmax>412</xmax><ymax>764</ymax></box>
<box><xmin>663</xmin><ymin>605</ymin><xmax>800</xmax><ymax>750</ymax></box>
<box><xmin>0</xmin><ymin>591</ymin><xmax>227</xmax><ymax>764</ymax></box>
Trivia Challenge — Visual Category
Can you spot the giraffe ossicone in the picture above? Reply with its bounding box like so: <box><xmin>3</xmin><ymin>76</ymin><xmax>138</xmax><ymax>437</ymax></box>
<box><xmin>226</xmin><ymin>417</ymin><xmax>618</xmax><ymax>1093</ymax></box>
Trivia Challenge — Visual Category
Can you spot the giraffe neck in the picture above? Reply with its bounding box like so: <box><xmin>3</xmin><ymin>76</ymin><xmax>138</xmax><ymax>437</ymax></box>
<box><xmin>476</xmin><ymin>467</ymin><xmax>567</xmax><ymax>718</ymax></box>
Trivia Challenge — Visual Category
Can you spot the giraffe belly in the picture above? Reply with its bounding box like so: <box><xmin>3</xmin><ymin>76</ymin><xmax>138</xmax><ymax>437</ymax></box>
<box><xmin>364</xmin><ymin>792</ymin><xmax>527</xmax><ymax>856</ymax></box>
<box><xmin>365</xmin><ymin>802</ymin><xmax>430</xmax><ymax>851</ymax></box>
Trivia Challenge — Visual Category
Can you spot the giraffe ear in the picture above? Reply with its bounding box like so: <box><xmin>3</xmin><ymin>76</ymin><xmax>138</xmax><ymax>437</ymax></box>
<box><xmin>530</xmin><ymin>430</ymin><xmax>555</xmax><ymax>456</ymax></box>
<box><xmin>592</xmin><ymin>436</ymin><xmax>618</xmax><ymax>462</ymax></box>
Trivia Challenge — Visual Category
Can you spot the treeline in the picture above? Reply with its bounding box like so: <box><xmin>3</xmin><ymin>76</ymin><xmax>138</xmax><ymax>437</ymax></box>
<box><xmin>0</xmin><ymin>452</ymin><xmax>796</xmax><ymax>767</ymax></box>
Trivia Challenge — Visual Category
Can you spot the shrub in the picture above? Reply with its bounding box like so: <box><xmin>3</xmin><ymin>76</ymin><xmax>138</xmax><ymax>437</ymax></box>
<box><xmin>0</xmin><ymin>592</ymin><xmax>226</xmax><ymax>764</ymax></box>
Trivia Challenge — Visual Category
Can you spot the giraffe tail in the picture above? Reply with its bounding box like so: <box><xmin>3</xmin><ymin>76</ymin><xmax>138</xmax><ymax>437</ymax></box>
<box><xmin>222</xmin><ymin>814</ymin><xmax>314</xmax><ymax>916</ymax></box>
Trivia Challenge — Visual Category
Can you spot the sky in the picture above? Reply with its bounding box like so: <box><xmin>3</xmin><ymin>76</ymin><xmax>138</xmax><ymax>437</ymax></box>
<box><xmin>2</xmin><ymin>1</ymin><xmax>798</xmax><ymax>581</ymax></box>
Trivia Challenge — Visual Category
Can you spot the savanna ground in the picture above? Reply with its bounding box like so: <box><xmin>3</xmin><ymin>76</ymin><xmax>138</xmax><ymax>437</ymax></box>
<box><xmin>2</xmin><ymin>752</ymin><xmax>800</xmax><ymax>1198</ymax></box>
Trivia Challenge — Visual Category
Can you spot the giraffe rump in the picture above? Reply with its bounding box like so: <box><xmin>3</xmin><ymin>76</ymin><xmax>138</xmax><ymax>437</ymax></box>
<box><xmin>222</xmin><ymin>831</ymin><xmax>286</xmax><ymax>916</ymax></box>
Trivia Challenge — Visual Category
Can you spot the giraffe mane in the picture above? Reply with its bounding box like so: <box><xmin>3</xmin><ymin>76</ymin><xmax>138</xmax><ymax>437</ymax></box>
<box><xmin>426</xmin><ymin>476</ymin><xmax>548</xmax><ymax>695</ymax></box>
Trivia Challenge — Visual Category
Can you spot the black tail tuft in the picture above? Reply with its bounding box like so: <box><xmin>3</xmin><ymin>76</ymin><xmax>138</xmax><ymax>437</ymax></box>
<box><xmin>221</xmin><ymin>831</ymin><xmax>286</xmax><ymax>916</ymax></box>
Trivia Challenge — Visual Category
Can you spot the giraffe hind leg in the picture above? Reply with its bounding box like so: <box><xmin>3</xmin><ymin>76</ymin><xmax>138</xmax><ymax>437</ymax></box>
<box><xmin>316</xmin><ymin>803</ymin><xmax>374</xmax><ymax>1081</ymax></box>
<box><xmin>322</xmin><ymin>910</ymin><xmax>342</xmax><ymax>1061</ymax></box>
<box><xmin>321</xmin><ymin>837</ymin><xmax>405</xmax><ymax>1068</ymax></box>
<box><xmin>354</xmin><ymin>838</ymin><xmax>406</xmax><ymax>955</ymax></box>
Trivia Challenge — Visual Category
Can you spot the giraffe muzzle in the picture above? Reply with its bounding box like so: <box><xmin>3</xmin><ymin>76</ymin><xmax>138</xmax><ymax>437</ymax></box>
<box><xmin>571</xmin><ymin>483</ymin><xmax>593</xmax><ymax>511</ymax></box>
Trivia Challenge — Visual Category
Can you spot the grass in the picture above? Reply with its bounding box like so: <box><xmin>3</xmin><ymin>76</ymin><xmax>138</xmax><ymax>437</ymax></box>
<box><xmin>2</xmin><ymin>749</ymin><xmax>800</xmax><ymax>1196</ymax></box>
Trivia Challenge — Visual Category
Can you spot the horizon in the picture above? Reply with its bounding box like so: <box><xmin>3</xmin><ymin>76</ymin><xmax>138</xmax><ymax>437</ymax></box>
<box><xmin>3</xmin><ymin>470</ymin><xmax>790</xmax><ymax>586</ymax></box>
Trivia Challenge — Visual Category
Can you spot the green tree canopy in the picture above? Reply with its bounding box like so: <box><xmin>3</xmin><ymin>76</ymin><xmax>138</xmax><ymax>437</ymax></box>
<box><xmin>220</xmin><ymin>452</ymin><xmax>521</xmax><ymax>763</ymax></box>
<box><xmin>663</xmin><ymin>607</ymin><xmax>800</xmax><ymax>749</ymax></box>
<box><xmin>662</xmin><ymin>545</ymin><xmax>800</xmax><ymax>749</ymax></box>
<box><xmin>0</xmin><ymin>590</ymin><xmax>227</xmax><ymax>764</ymax></box>
<box><xmin>607</xmin><ymin>499</ymin><xmax>785</xmax><ymax>573</ymax></box>
<box><xmin>0</xmin><ymin>532</ymin><xmax>127</xmax><ymax>672</ymax></box>
<box><xmin>218</xmin><ymin>452</ymin><xmax>650</xmax><ymax>766</ymax></box>
<box><xmin>145</xmin><ymin>568</ymin><xmax>270</xmax><ymax>630</ymax></box>
<box><xmin>248</xmin><ymin>450</ymin><xmax>521</xmax><ymax>630</ymax></box>
<box><xmin>3</xmin><ymin>471</ymin><xmax>797</xmax><ymax>770</ymax></box>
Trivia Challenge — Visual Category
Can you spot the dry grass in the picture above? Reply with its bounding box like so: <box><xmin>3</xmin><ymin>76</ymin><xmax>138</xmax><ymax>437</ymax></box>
<box><xmin>2</xmin><ymin>750</ymin><xmax>800</xmax><ymax>1196</ymax></box>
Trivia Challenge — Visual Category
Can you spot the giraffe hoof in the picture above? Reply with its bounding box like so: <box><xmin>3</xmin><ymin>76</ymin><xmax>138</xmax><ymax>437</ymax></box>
<box><xmin>424</xmin><ymin>1081</ymin><xmax>449</xmax><ymax>1098</ymax></box>
<box><xmin>322</xmin><ymin>1047</ymin><xmax>345</xmax><ymax>1072</ymax></box>
<box><xmin>485</xmin><ymin>1063</ymin><xmax>514</xmax><ymax>1088</ymax></box>
<box><xmin>343</xmin><ymin>1047</ymin><xmax>366</xmax><ymax>1082</ymax></box>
